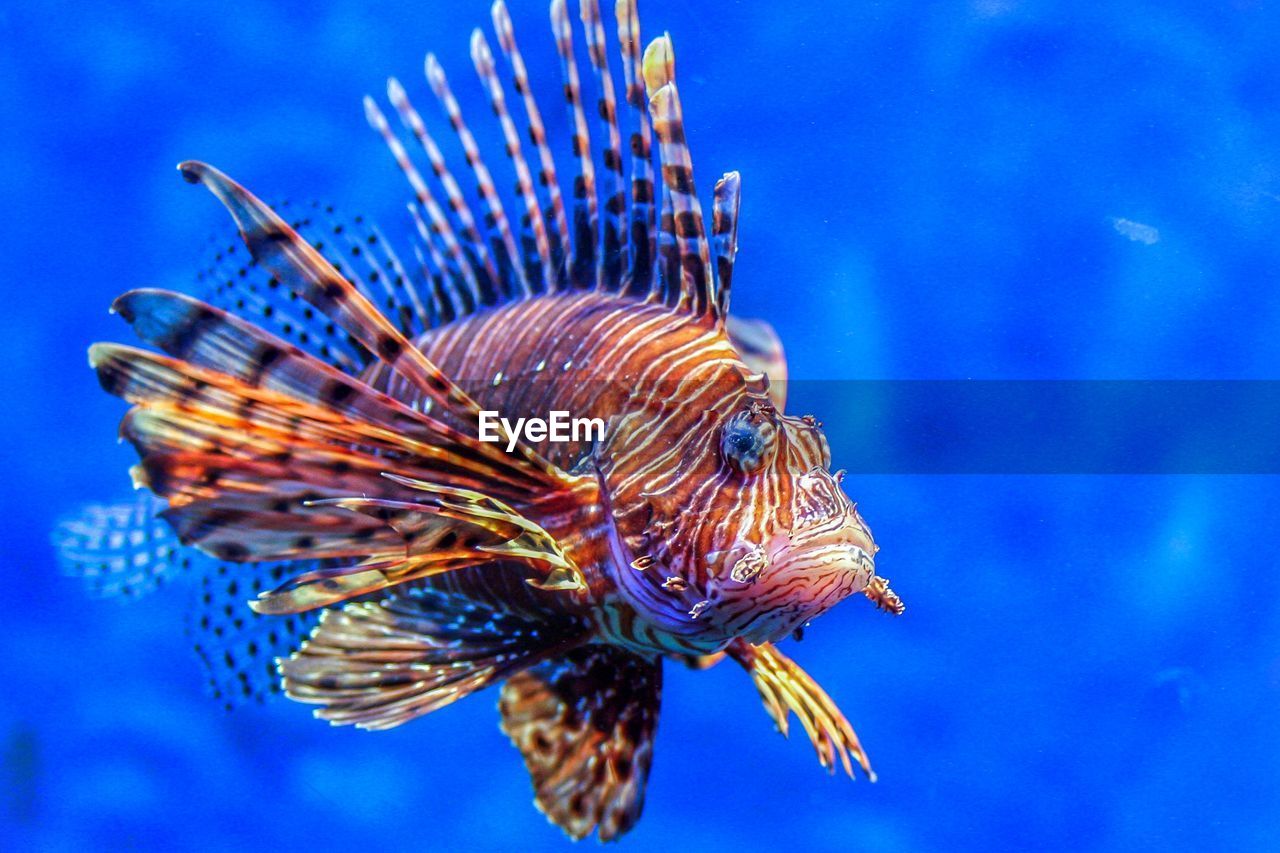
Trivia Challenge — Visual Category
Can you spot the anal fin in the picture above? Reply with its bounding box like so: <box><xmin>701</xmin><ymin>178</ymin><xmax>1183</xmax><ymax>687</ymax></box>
<box><xmin>500</xmin><ymin>646</ymin><xmax>662</xmax><ymax>842</ymax></box>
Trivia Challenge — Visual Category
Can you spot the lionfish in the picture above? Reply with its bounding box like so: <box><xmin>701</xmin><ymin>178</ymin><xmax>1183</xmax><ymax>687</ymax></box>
<box><xmin>58</xmin><ymin>0</ymin><xmax>904</xmax><ymax>841</ymax></box>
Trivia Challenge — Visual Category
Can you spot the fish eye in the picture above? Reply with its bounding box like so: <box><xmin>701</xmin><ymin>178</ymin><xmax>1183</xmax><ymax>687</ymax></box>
<box><xmin>720</xmin><ymin>405</ymin><xmax>778</xmax><ymax>474</ymax></box>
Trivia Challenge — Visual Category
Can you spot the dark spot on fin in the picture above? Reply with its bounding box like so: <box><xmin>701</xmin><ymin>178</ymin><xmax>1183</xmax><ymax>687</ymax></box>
<box><xmin>500</xmin><ymin>646</ymin><xmax>662</xmax><ymax>842</ymax></box>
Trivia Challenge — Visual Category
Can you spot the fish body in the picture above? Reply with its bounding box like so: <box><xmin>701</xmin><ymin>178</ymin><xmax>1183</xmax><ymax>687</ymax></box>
<box><xmin>57</xmin><ymin>0</ymin><xmax>904</xmax><ymax>841</ymax></box>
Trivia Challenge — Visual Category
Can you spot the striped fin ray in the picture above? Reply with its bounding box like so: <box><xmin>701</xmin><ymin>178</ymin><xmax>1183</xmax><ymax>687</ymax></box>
<box><xmin>551</xmin><ymin>0</ymin><xmax>598</xmax><ymax>288</ymax></box>
<box><xmin>120</xmin><ymin>421</ymin><xmax>406</xmax><ymax>562</ymax></box>
<box><xmin>384</xmin><ymin>78</ymin><xmax>504</xmax><ymax>305</ymax></box>
<box><xmin>199</xmin><ymin>200</ymin><xmax>429</xmax><ymax>357</ymax></box>
<box><xmin>197</xmin><ymin>239</ymin><xmax>369</xmax><ymax>375</ymax></box>
<box><xmin>178</xmin><ymin>161</ymin><xmax>567</xmax><ymax>482</ymax></box>
<box><xmin>402</xmin><ymin>203</ymin><xmax>455</xmax><ymax>324</ymax></box>
<box><xmin>279</xmin><ymin>200</ymin><xmax>432</xmax><ymax>339</ymax></box>
<box><xmin>711</xmin><ymin>171</ymin><xmax>741</xmax><ymax>322</ymax></box>
<box><xmin>281</xmin><ymin>591</ymin><xmax>585</xmax><ymax>730</ymax></box>
<box><xmin>643</xmin><ymin>36</ymin><xmax>714</xmax><ymax>318</ymax></box>
<box><xmin>729</xmin><ymin>640</ymin><xmax>874</xmax><ymax>780</ymax></box>
<box><xmin>91</xmin><ymin>365</ymin><xmax>586</xmax><ymax>606</ymax></box>
<box><xmin>364</xmin><ymin>96</ymin><xmax>491</xmax><ymax>307</ymax></box>
<box><xmin>655</xmin><ymin>161</ymin><xmax>679</xmax><ymax>305</ymax></box>
<box><xmin>580</xmin><ymin>0</ymin><xmax>627</xmax><ymax>291</ymax></box>
<box><xmin>470</xmin><ymin>29</ymin><xmax>554</xmax><ymax>292</ymax></box>
<box><xmin>90</xmin><ymin>353</ymin><xmax>549</xmax><ymax>556</ymax></box>
<box><xmin>253</xmin><ymin>476</ymin><xmax>584</xmax><ymax>614</ymax></box>
<box><xmin>614</xmin><ymin>0</ymin><xmax>656</xmax><ymax>297</ymax></box>
<box><xmin>492</xmin><ymin>0</ymin><xmax>571</xmax><ymax>286</ymax></box>
<box><xmin>425</xmin><ymin>53</ymin><xmax>530</xmax><ymax>299</ymax></box>
<box><xmin>406</xmin><ymin>202</ymin><xmax>464</xmax><ymax>324</ymax></box>
<box><xmin>90</xmin><ymin>328</ymin><xmax>593</xmax><ymax>589</ymax></box>
<box><xmin>361</xmin><ymin>2</ymin><xmax>731</xmax><ymax>320</ymax></box>
<box><xmin>311</xmin><ymin>204</ymin><xmax>433</xmax><ymax>338</ymax></box>
<box><xmin>114</xmin><ymin>290</ymin><xmax>454</xmax><ymax>451</ymax></box>
<box><xmin>95</xmin><ymin>311</ymin><xmax>557</xmax><ymax>498</ymax></box>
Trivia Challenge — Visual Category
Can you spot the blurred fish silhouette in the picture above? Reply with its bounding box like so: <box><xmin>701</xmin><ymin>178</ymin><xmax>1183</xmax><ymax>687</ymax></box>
<box><xmin>56</xmin><ymin>0</ymin><xmax>904</xmax><ymax>840</ymax></box>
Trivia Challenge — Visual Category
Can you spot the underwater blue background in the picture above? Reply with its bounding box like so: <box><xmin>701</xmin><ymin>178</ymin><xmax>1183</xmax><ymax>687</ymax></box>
<box><xmin>5</xmin><ymin>0</ymin><xmax>1280</xmax><ymax>849</ymax></box>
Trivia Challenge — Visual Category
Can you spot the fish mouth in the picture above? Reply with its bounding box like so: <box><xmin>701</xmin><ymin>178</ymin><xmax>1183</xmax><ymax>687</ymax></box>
<box><xmin>768</xmin><ymin>467</ymin><xmax>904</xmax><ymax>617</ymax></box>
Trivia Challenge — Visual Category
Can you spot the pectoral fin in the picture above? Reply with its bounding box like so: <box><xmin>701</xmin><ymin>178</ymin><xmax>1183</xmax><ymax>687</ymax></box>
<box><xmin>251</xmin><ymin>475</ymin><xmax>585</xmax><ymax>614</ymax></box>
<box><xmin>281</xmin><ymin>590</ymin><xmax>584</xmax><ymax>730</ymax></box>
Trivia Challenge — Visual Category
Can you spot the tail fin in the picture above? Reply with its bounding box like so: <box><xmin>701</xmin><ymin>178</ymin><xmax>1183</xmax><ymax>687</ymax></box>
<box><xmin>54</xmin><ymin>494</ymin><xmax>321</xmax><ymax>708</ymax></box>
<box><xmin>54</xmin><ymin>493</ymin><xmax>184</xmax><ymax>598</ymax></box>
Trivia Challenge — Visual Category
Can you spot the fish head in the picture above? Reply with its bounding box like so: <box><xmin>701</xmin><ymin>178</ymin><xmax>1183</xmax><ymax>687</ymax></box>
<box><xmin>603</xmin><ymin>379</ymin><xmax>901</xmax><ymax>651</ymax></box>
<box><xmin>699</xmin><ymin>401</ymin><xmax>893</xmax><ymax>644</ymax></box>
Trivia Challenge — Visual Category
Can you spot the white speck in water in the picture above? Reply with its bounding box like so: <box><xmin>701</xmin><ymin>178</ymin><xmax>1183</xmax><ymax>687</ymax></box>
<box><xmin>1111</xmin><ymin>217</ymin><xmax>1160</xmax><ymax>245</ymax></box>
<box><xmin>491</xmin><ymin>371</ymin><xmax>503</xmax><ymax>387</ymax></box>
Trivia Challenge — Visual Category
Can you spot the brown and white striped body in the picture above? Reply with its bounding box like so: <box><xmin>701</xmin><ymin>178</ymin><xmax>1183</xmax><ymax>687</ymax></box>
<box><xmin>66</xmin><ymin>0</ymin><xmax>905</xmax><ymax>840</ymax></box>
<box><xmin>362</xmin><ymin>291</ymin><xmax>879</xmax><ymax>657</ymax></box>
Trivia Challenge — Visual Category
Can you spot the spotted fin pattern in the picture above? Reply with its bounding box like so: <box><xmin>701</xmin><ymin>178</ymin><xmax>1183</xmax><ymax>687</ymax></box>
<box><xmin>188</xmin><ymin>559</ymin><xmax>321</xmax><ymax>708</ymax></box>
<box><xmin>500</xmin><ymin>646</ymin><xmax>661</xmax><ymax>841</ymax></box>
<box><xmin>197</xmin><ymin>200</ymin><xmax>434</xmax><ymax>372</ymax></box>
<box><xmin>53</xmin><ymin>496</ymin><xmax>319</xmax><ymax>707</ymax></box>
<box><xmin>364</xmin><ymin>0</ymin><xmax>736</xmax><ymax>324</ymax></box>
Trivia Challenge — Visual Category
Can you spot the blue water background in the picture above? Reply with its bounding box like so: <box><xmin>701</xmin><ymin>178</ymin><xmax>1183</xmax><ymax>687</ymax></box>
<box><xmin>4</xmin><ymin>0</ymin><xmax>1280</xmax><ymax>849</ymax></box>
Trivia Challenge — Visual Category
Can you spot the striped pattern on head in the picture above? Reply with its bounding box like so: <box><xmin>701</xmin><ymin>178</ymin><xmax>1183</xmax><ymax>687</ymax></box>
<box><xmin>595</xmin><ymin>347</ymin><xmax>880</xmax><ymax>651</ymax></box>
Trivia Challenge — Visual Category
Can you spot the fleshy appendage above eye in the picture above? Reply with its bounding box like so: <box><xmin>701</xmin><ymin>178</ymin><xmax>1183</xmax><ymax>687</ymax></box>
<box><xmin>720</xmin><ymin>403</ymin><xmax>779</xmax><ymax>474</ymax></box>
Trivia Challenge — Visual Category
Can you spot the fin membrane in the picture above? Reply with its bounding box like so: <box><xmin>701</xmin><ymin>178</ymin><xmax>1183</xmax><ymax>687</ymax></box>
<box><xmin>500</xmin><ymin>645</ymin><xmax>662</xmax><ymax>842</ymax></box>
<box><xmin>281</xmin><ymin>589</ymin><xmax>584</xmax><ymax>730</ymax></box>
<box><xmin>196</xmin><ymin>200</ymin><xmax>432</xmax><ymax>373</ymax></box>
<box><xmin>729</xmin><ymin>639</ymin><xmax>873</xmax><ymax>780</ymax></box>
<box><xmin>188</xmin><ymin>558</ymin><xmax>322</xmax><ymax>708</ymax></box>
